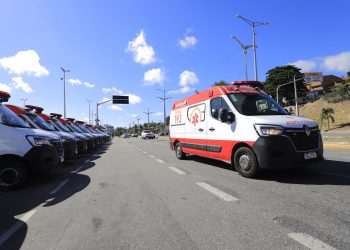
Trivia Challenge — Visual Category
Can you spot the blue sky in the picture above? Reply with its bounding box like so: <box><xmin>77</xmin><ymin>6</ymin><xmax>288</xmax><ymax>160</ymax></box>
<box><xmin>0</xmin><ymin>0</ymin><xmax>349</xmax><ymax>127</ymax></box>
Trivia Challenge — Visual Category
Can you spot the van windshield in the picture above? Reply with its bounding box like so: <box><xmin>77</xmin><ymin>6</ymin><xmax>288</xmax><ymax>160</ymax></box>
<box><xmin>51</xmin><ymin>119</ymin><xmax>70</xmax><ymax>132</ymax></box>
<box><xmin>26</xmin><ymin>113</ymin><xmax>55</xmax><ymax>131</ymax></box>
<box><xmin>0</xmin><ymin>105</ymin><xmax>30</xmax><ymax>128</ymax></box>
<box><xmin>227</xmin><ymin>93</ymin><xmax>287</xmax><ymax>116</ymax></box>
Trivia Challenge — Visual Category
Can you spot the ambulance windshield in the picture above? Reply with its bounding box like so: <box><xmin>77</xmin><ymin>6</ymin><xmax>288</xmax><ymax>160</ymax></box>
<box><xmin>228</xmin><ymin>93</ymin><xmax>287</xmax><ymax>116</ymax></box>
<box><xmin>0</xmin><ymin>105</ymin><xmax>30</xmax><ymax>128</ymax></box>
<box><xmin>26</xmin><ymin>113</ymin><xmax>55</xmax><ymax>131</ymax></box>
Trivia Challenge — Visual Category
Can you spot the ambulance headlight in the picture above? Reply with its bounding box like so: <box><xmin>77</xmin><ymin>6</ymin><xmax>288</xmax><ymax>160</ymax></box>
<box><xmin>26</xmin><ymin>136</ymin><xmax>53</xmax><ymax>146</ymax></box>
<box><xmin>254</xmin><ymin>124</ymin><xmax>284</xmax><ymax>136</ymax></box>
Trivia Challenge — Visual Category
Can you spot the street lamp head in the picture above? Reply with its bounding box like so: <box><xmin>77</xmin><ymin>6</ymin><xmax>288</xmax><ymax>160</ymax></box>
<box><xmin>263</xmin><ymin>22</ymin><xmax>269</xmax><ymax>26</ymax></box>
<box><xmin>236</xmin><ymin>14</ymin><xmax>241</xmax><ymax>19</ymax></box>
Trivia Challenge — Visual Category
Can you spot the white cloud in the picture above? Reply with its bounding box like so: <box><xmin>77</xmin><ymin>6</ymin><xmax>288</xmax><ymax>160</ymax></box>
<box><xmin>179</xmin><ymin>70</ymin><xmax>199</xmax><ymax>86</ymax></box>
<box><xmin>169</xmin><ymin>70</ymin><xmax>199</xmax><ymax>94</ymax></box>
<box><xmin>178</xmin><ymin>35</ymin><xmax>198</xmax><ymax>49</ymax></box>
<box><xmin>288</xmin><ymin>60</ymin><xmax>317</xmax><ymax>72</ymax></box>
<box><xmin>143</xmin><ymin>68</ymin><xmax>165</xmax><ymax>86</ymax></box>
<box><xmin>289</xmin><ymin>51</ymin><xmax>350</xmax><ymax>73</ymax></box>
<box><xmin>131</xmin><ymin>114</ymin><xmax>138</xmax><ymax>118</ymax></box>
<box><xmin>154</xmin><ymin>111</ymin><xmax>163</xmax><ymax>117</ymax></box>
<box><xmin>101</xmin><ymin>87</ymin><xmax>142</xmax><ymax>104</ymax></box>
<box><xmin>68</xmin><ymin>78</ymin><xmax>95</xmax><ymax>88</ymax></box>
<box><xmin>11</xmin><ymin>77</ymin><xmax>33</xmax><ymax>93</ymax></box>
<box><xmin>109</xmin><ymin>105</ymin><xmax>123</xmax><ymax>111</ymax></box>
<box><xmin>126</xmin><ymin>30</ymin><xmax>156</xmax><ymax>65</ymax></box>
<box><xmin>322</xmin><ymin>52</ymin><xmax>350</xmax><ymax>72</ymax></box>
<box><xmin>101</xmin><ymin>97</ymin><xmax>111</xmax><ymax>102</ymax></box>
<box><xmin>0</xmin><ymin>50</ymin><xmax>49</xmax><ymax>77</ymax></box>
<box><xmin>0</xmin><ymin>82</ymin><xmax>11</xmax><ymax>93</ymax></box>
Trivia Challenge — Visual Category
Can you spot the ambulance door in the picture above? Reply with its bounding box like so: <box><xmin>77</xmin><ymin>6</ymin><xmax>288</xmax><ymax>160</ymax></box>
<box><xmin>207</xmin><ymin>97</ymin><xmax>236</xmax><ymax>162</ymax></box>
<box><xmin>182</xmin><ymin>102</ymin><xmax>208</xmax><ymax>157</ymax></box>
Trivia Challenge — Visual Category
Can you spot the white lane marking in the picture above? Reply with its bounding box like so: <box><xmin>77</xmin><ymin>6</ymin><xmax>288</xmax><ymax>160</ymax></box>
<box><xmin>288</xmin><ymin>233</ymin><xmax>337</xmax><ymax>250</ymax></box>
<box><xmin>71</xmin><ymin>165</ymin><xmax>84</xmax><ymax>174</ymax></box>
<box><xmin>313</xmin><ymin>171</ymin><xmax>350</xmax><ymax>179</ymax></box>
<box><xmin>0</xmin><ymin>209</ymin><xmax>37</xmax><ymax>247</ymax></box>
<box><xmin>143</xmin><ymin>151</ymin><xmax>148</xmax><ymax>154</ymax></box>
<box><xmin>149</xmin><ymin>155</ymin><xmax>155</xmax><ymax>158</ymax></box>
<box><xmin>196</xmin><ymin>182</ymin><xmax>238</xmax><ymax>201</ymax></box>
<box><xmin>168</xmin><ymin>167</ymin><xmax>186</xmax><ymax>175</ymax></box>
<box><xmin>49</xmin><ymin>179</ymin><xmax>69</xmax><ymax>195</ymax></box>
<box><xmin>156</xmin><ymin>159</ymin><xmax>165</xmax><ymax>164</ymax></box>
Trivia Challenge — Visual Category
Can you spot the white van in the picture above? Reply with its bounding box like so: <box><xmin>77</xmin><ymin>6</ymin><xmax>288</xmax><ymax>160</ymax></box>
<box><xmin>169</xmin><ymin>81</ymin><xmax>323</xmax><ymax>178</ymax></box>
<box><xmin>0</xmin><ymin>91</ymin><xmax>64</xmax><ymax>191</ymax></box>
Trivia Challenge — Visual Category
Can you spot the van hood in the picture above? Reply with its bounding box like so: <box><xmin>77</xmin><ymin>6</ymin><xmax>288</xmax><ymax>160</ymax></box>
<box><xmin>30</xmin><ymin>129</ymin><xmax>61</xmax><ymax>140</ymax></box>
<box><xmin>247</xmin><ymin>115</ymin><xmax>318</xmax><ymax>129</ymax></box>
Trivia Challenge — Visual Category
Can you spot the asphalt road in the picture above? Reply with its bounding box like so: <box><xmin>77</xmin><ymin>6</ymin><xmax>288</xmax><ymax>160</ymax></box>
<box><xmin>0</xmin><ymin>138</ymin><xmax>350</xmax><ymax>250</ymax></box>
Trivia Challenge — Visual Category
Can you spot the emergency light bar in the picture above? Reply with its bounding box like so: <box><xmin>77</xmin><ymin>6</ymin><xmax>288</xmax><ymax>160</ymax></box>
<box><xmin>25</xmin><ymin>105</ymin><xmax>44</xmax><ymax>113</ymax></box>
<box><xmin>66</xmin><ymin>118</ymin><xmax>75</xmax><ymax>122</ymax></box>
<box><xmin>50</xmin><ymin>113</ymin><xmax>62</xmax><ymax>118</ymax></box>
<box><xmin>0</xmin><ymin>90</ymin><xmax>10</xmax><ymax>103</ymax></box>
<box><xmin>231</xmin><ymin>81</ymin><xmax>264</xmax><ymax>89</ymax></box>
<box><xmin>75</xmin><ymin>120</ymin><xmax>85</xmax><ymax>124</ymax></box>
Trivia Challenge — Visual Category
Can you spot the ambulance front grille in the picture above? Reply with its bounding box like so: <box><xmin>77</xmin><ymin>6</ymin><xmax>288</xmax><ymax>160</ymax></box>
<box><xmin>284</xmin><ymin>127</ymin><xmax>320</xmax><ymax>151</ymax></box>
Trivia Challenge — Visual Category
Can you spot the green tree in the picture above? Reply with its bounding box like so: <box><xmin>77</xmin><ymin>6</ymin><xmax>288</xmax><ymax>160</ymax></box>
<box><xmin>264</xmin><ymin>65</ymin><xmax>308</xmax><ymax>101</ymax></box>
<box><xmin>320</xmin><ymin>108</ymin><xmax>335</xmax><ymax>130</ymax></box>
<box><xmin>212</xmin><ymin>80</ymin><xmax>230</xmax><ymax>86</ymax></box>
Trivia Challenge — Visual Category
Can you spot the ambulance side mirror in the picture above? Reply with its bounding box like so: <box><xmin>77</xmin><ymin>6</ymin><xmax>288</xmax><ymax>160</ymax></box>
<box><xmin>219</xmin><ymin>108</ymin><xmax>235</xmax><ymax>124</ymax></box>
<box><xmin>284</xmin><ymin>108</ymin><xmax>290</xmax><ymax>115</ymax></box>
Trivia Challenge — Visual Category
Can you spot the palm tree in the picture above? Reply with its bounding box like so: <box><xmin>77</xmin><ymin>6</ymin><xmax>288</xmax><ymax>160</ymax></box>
<box><xmin>320</xmin><ymin>108</ymin><xmax>335</xmax><ymax>130</ymax></box>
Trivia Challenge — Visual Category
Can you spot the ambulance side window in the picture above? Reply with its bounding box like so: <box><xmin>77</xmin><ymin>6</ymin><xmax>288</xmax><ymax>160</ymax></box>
<box><xmin>210</xmin><ymin>97</ymin><xmax>231</xmax><ymax>120</ymax></box>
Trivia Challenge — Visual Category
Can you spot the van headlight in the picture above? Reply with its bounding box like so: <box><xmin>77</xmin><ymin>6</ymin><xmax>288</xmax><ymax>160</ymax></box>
<box><xmin>26</xmin><ymin>136</ymin><xmax>53</xmax><ymax>146</ymax></box>
<box><xmin>254</xmin><ymin>124</ymin><xmax>284</xmax><ymax>136</ymax></box>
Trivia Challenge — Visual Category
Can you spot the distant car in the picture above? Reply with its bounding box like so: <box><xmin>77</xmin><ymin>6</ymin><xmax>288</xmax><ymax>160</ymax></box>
<box><xmin>141</xmin><ymin>130</ymin><xmax>155</xmax><ymax>139</ymax></box>
<box><xmin>121</xmin><ymin>134</ymin><xmax>130</xmax><ymax>138</ymax></box>
<box><xmin>131</xmin><ymin>133</ymin><xmax>138</xmax><ymax>137</ymax></box>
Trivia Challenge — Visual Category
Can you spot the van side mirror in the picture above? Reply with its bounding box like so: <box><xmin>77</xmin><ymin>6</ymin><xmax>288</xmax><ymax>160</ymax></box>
<box><xmin>284</xmin><ymin>108</ymin><xmax>290</xmax><ymax>115</ymax></box>
<box><xmin>218</xmin><ymin>108</ymin><xmax>228</xmax><ymax>122</ymax></box>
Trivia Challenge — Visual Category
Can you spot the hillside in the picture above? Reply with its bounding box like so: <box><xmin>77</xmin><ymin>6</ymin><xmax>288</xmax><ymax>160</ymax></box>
<box><xmin>298</xmin><ymin>98</ymin><xmax>350</xmax><ymax>132</ymax></box>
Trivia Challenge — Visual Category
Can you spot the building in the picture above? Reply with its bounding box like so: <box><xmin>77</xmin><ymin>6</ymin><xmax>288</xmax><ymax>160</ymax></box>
<box><xmin>304</xmin><ymin>72</ymin><xmax>345</xmax><ymax>99</ymax></box>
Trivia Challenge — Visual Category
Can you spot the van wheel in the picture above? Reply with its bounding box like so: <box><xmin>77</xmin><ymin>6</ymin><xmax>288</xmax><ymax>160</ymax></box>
<box><xmin>0</xmin><ymin>160</ymin><xmax>27</xmax><ymax>192</ymax></box>
<box><xmin>234</xmin><ymin>147</ymin><xmax>259</xmax><ymax>178</ymax></box>
<box><xmin>175</xmin><ymin>143</ymin><xmax>186</xmax><ymax>160</ymax></box>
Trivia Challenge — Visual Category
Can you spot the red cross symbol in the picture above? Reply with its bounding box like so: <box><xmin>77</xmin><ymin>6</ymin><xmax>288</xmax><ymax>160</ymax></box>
<box><xmin>192</xmin><ymin>112</ymin><xmax>199</xmax><ymax>126</ymax></box>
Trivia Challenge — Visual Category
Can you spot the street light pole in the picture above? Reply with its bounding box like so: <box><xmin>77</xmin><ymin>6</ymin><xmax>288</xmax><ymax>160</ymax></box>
<box><xmin>236</xmin><ymin>14</ymin><xmax>269</xmax><ymax>81</ymax></box>
<box><xmin>20</xmin><ymin>98</ymin><xmax>28</xmax><ymax>106</ymax></box>
<box><xmin>157</xmin><ymin>89</ymin><xmax>172</xmax><ymax>132</ymax></box>
<box><xmin>231</xmin><ymin>36</ymin><xmax>253</xmax><ymax>80</ymax></box>
<box><xmin>87</xmin><ymin>99</ymin><xmax>93</xmax><ymax>124</ymax></box>
<box><xmin>61</xmin><ymin>67</ymin><xmax>70</xmax><ymax>118</ymax></box>
<box><xmin>143</xmin><ymin>108</ymin><xmax>154</xmax><ymax>126</ymax></box>
<box><xmin>276</xmin><ymin>77</ymin><xmax>304</xmax><ymax>115</ymax></box>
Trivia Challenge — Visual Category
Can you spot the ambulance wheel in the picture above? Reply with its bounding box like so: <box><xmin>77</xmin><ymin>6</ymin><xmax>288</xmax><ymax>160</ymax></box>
<box><xmin>234</xmin><ymin>147</ymin><xmax>259</xmax><ymax>178</ymax></box>
<box><xmin>175</xmin><ymin>143</ymin><xmax>186</xmax><ymax>160</ymax></box>
<box><xmin>0</xmin><ymin>160</ymin><xmax>27</xmax><ymax>192</ymax></box>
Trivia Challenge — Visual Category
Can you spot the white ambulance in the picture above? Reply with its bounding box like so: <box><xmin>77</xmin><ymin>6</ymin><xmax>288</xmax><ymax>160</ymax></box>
<box><xmin>0</xmin><ymin>91</ymin><xmax>64</xmax><ymax>191</ymax></box>
<box><xmin>169</xmin><ymin>81</ymin><xmax>323</xmax><ymax>178</ymax></box>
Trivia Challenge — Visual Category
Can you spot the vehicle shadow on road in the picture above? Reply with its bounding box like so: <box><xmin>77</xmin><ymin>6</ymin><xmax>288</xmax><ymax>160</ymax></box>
<box><xmin>257</xmin><ymin>159</ymin><xmax>350</xmax><ymax>186</ymax></box>
<box><xmin>0</xmin><ymin>152</ymin><xmax>100</xmax><ymax>250</ymax></box>
<box><xmin>187</xmin><ymin>156</ymin><xmax>350</xmax><ymax>186</ymax></box>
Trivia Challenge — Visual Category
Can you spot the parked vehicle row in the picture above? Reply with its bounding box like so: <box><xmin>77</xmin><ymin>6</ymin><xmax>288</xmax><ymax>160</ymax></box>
<box><xmin>0</xmin><ymin>91</ymin><xmax>111</xmax><ymax>191</ymax></box>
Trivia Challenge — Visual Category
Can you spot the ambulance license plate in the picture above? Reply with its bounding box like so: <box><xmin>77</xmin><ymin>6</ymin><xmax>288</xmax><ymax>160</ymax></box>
<box><xmin>304</xmin><ymin>151</ymin><xmax>317</xmax><ymax>160</ymax></box>
<box><xmin>60</xmin><ymin>156</ymin><xmax>64</xmax><ymax>163</ymax></box>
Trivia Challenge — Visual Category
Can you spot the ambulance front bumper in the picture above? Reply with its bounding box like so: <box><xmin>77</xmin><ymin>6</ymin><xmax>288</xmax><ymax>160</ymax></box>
<box><xmin>252</xmin><ymin>135</ymin><xmax>323</xmax><ymax>169</ymax></box>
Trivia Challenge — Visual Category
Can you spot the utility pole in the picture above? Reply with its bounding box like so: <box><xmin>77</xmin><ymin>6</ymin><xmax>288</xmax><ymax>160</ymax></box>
<box><xmin>293</xmin><ymin>76</ymin><xmax>299</xmax><ymax>116</ymax></box>
<box><xmin>20</xmin><ymin>98</ymin><xmax>28</xmax><ymax>106</ymax></box>
<box><xmin>61</xmin><ymin>67</ymin><xmax>70</xmax><ymax>118</ymax></box>
<box><xmin>96</xmin><ymin>99</ymin><xmax>112</xmax><ymax>126</ymax></box>
<box><xmin>143</xmin><ymin>108</ymin><xmax>154</xmax><ymax>125</ymax></box>
<box><xmin>157</xmin><ymin>89</ymin><xmax>172</xmax><ymax>132</ymax></box>
<box><xmin>87</xmin><ymin>99</ymin><xmax>93</xmax><ymax>124</ymax></box>
<box><xmin>136</xmin><ymin>117</ymin><xmax>142</xmax><ymax>134</ymax></box>
<box><xmin>231</xmin><ymin>36</ymin><xmax>253</xmax><ymax>80</ymax></box>
<box><xmin>236</xmin><ymin>14</ymin><xmax>269</xmax><ymax>81</ymax></box>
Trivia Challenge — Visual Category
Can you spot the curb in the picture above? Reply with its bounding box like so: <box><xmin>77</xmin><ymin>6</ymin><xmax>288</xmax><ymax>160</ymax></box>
<box><xmin>323</xmin><ymin>144</ymin><xmax>350</xmax><ymax>150</ymax></box>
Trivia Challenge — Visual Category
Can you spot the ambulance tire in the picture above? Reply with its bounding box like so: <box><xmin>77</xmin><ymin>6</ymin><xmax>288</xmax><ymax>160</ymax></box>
<box><xmin>234</xmin><ymin>147</ymin><xmax>259</xmax><ymax>178</ymax></box>
<box><xmin>175</xmin><ymin>143</ymin><xmax>186</xmax><ymax>160</ymax></box>
<box><xmin>0</xmin><ymin>159</ymin><xmax>27</xmax><ymax>192</ymax></box>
